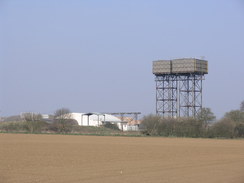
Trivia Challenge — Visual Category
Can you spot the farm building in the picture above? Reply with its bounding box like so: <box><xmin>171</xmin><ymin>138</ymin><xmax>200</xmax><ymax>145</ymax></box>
<box><xmin>68</xmin><ymin>113</ymin><xmax>140</xmax><ymax>131</ymax></box>
<box><xmin>69</xmin><ymin>113</ymin><xmax>120</xmax><ymax>126</ymax></box>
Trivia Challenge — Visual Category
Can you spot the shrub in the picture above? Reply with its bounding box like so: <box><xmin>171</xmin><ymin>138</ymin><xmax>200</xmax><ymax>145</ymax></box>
<box><xmin>173</xmin><ymin>118</ymin><xmax>203</xmax><ymax>137</ymax></box>
<box><xmin>234</xmin><ymin>122</ymin><xmax>244</xmax><ymax>138</ymax></box>
<box><xmin>141</xmin><ymin>115</ymin><xmax>205</xmax><ymax>137</ymax></box>
<box><xmin>0</xmin><ymin>121</ymin><xmax>27</xmax><ymax>132</ymax></box>
<box><xmin>157</xmin><ymin>118</ymin><xmax>176</xmax><ymax>136</ymax></box>
<box><xmin>24</xmin><ymin>120</ymin><xmax>47</xmax><ymax>133</ymax></box>
<box><xmin>211</xmin><ymin>119</ymin><xmax>236</xmax><ymax>138</ymax></box>
<box><xmin>141</xmin><ymin>115</ymin><xmax>162</xmax><ymax>135</ymax></box>
<box><xmin>224</xmin><ymin>110</ymin><xmax>244</xmax><ymax>123</ymax></box>
<box><xmin>2</xmin><ymin>115</ymin><xmax>22</xmax><ymax>122</ymax></box>
<box><xmin>103</xmin><ymin>122</ymin><xmax>120</xmax><ymax>131</ymax></box>
<box><xmin>49</xmin><ymin>119</ymin><xmax>78</xmax><ymax>133</ymax></box>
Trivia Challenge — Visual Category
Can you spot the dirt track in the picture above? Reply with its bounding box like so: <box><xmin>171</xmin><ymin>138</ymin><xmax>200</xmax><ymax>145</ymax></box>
<box><xmin>0</xmin><ymin>134</ymin><xmax>243</xmax><ymax>183</ymax></box>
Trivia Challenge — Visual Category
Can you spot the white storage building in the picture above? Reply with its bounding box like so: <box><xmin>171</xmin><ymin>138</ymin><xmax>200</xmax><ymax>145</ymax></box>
<box><xmin>69</xmin><ymin>113</ymin><xmax>121</xmax><ymax>126</ymax></box>
<box><xmin>67</xmin><ymin>112</ymin><xmax>140</xmax><ymax>131</ymax></box>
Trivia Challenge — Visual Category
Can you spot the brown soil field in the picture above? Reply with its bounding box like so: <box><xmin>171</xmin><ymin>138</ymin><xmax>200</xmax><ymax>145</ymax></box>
<box><xmin>0</xmin><ymin>134</ymin><xmax>243</xmax><ymax>183</ymax></box>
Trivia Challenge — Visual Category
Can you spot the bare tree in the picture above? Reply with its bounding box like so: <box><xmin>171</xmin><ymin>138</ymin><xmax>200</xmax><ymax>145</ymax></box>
<box><xmin>22</xmin><ymin>112</ymin><xmax>43</xmax><ymax>133</ymax></box>
<box><xmin>140</xmin><ymin>114</ymin><xmax>165</xmax><ymax>136</ymax></box>
<box><xmin>224</xmin><ymin>110</ymin><xmax>244</xmax><ymax>123</ymax></box>
<box><xmin>197</xmin><ymin>108</ymin><xmax>216</xmax><ymax>128</ymax></box>
<box><xmin>240</xmin><ymin>101</ymin><xmax>244</xmax><ymax>112</ymax></box>
<box><xmin>211</xmin><ymin>118</ymin><xmax>236</xmax><ymax>138</ymax></box>
<box><xmin>23</xmin><ymin>112</ymin><xmax>42</xmax><ymax>121</ymax></box>
<box><xmin>2</xmin><ymin>115</ymin><xmax>22</xmax><ymax>122</ymax></box>
<box><xmin>53</xmin><ymin>108</ymin><xmax>75</xmax><ymax>133</ymax></box>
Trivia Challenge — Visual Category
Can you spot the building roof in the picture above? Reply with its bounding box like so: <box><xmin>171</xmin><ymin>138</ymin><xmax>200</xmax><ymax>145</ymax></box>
<box><xmin>117</xmin><ymin>117</ymin><xmax>141</xmax><ymax>125</ymax></box>
<box><xmin>70</xmin><ymin>112</ymin><xmax>121</xmax><ymax>122</ymax></box>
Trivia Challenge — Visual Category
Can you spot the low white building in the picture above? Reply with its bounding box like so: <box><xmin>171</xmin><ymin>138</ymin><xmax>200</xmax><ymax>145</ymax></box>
<box><xmin>69</xmin><ymin>112</ymin><xmax>121</xmax><ymax>126</ymax></box>
<box><xmin>122</xmin><ymin>124</ymin><xmax>140</xmax><ymax>131</ymax></box>
<box><xmin>68</xmin><ymin>112</ymin><xmax>140</xmax><ymax>131</ymax></box>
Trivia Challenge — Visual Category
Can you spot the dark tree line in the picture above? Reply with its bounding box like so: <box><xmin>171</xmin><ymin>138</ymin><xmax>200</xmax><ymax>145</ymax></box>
<box><xmin>0</xmin><ymin>108</ymin><xmax>119</xmax><ymax>134</ymax></box>
<box><xmin>141</xmin><ymin>102</ymin><xmax>244</xmax><ymax>138</ymax></box>
<box><xmin>0</xmin><ymin>108</ymin><xmax>78</xmax><ymax>133</ymax></box>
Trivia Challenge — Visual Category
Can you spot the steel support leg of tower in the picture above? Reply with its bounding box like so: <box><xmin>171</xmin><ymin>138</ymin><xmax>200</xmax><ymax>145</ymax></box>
<box><xmin>179</xmin><ymin>75</ymin><xmax>203</xmax><ymax>118</ymax></box>
<box><xmin>155</xmin><ymin>75</ymin><xmax>178</xmax><ymax>117</ymax></box>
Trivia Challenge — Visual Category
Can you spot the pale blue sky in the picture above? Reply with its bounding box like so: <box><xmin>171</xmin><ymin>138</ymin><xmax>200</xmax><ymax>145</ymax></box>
<box><xmin>1</xmin><ymin>0</ymin><xmax>244</xmax><ymax>118</ymax></box>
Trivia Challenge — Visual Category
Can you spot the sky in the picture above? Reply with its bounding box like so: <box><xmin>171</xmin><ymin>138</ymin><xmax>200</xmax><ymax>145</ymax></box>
<box><xmin>0</xmin><ymin>0</ymin><xmax>244</xmax><ymax>119</ymax></box>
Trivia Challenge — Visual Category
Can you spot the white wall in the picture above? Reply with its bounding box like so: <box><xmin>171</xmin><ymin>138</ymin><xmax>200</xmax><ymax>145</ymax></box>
<box><xmin>117</xmin><ymin>123</ymin><xmax>140</xmax><ymax>131</ymax></box>
<box><xmin>69</xmin><ymin>113</ymin><xmax>121</xmax><ymax>127</ymax></box>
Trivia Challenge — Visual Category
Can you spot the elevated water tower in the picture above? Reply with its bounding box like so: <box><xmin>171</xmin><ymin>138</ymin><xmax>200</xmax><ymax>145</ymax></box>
<box><xmin>152</xmin><ymin>58</ymin><xmax>208</xmax><ymax>118</ymax></box>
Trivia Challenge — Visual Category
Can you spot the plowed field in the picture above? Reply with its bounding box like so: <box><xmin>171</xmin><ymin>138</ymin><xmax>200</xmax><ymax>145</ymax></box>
<box><xmin>0</xmin><ymin>134</ymin><xmax>243</xmax><ymax>183</ymax></box>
